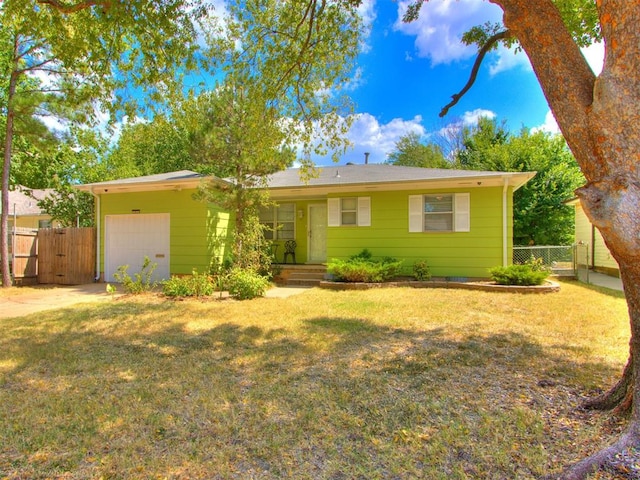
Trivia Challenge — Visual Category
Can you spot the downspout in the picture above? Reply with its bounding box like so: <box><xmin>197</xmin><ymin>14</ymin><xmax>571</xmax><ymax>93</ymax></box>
<box><xmin>90</xmin><ymin>188</ymin><xmax>101</xmax><ymax>282</ymax></box>
<box><xmin>502</xmin><ymin>177</ymin><xmax>509</xmax><ymax>266</ymax></box>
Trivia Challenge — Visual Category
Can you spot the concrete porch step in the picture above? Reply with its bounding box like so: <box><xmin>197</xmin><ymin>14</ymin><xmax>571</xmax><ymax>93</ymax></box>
<box><xmin>273</xmin><ymin>264</ymin><xmax>327</xmax><ymax>287</ymax></box>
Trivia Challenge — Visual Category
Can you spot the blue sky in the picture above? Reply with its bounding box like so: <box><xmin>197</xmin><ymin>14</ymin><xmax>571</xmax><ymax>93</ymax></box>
<box><xmin>326</xmin><ymin>0</ymin><xmax>604</xmax><ymax>166</ymax></box>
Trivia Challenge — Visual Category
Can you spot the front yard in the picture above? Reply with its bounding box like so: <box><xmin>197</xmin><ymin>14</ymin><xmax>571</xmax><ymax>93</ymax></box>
<box><xmin>0</xmin><ymin>280</ymin><xmax>630</xmax><ymax>479</ymax></box>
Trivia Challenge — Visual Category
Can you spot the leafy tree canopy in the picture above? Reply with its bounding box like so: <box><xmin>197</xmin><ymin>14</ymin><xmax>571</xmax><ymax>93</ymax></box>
<box><xmin>387</xmin><ymin>132</ymin><xmax>450</xmax><ymax>169</ymax></box>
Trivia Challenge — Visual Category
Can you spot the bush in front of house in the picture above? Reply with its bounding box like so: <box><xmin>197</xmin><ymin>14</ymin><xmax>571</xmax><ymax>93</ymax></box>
<box><xmin>412</xmin><ymin>260</ymin><xmax>431</xmax><ymax>281</ymax></box>
<box><xmin>488</xmin><ymin>264</ymin><xmax>549</xmax><ymax>286</ymax></box>
<box><xmin>113</xmin><ymin>256</ymin><xmax>157</xmax><ymax>294</ymax></box>
<box><xmin>162</xmin><ymin>269</ymin><xmax>215</xmax><ymax>297</ymax></box>
<box><xmin>227</xmin><ymin>267</ymin><xmax>270</xmax><ymax>300</ymax></box>
<box><xmin>327</xmin><ymin>249</ymin><xmax>403</xmax><ymax>283</ymax></box>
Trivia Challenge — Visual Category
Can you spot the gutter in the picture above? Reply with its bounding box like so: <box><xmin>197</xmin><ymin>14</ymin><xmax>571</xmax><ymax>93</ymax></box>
<box><xmin>503</xmin><ymin>177</ymin><xmax>509</xmax><ymax>266</ymax></box>
<box><xmin>89</xmin><ymin>188</ymin><xmax>101</xmax><ymax>282</ymax></box>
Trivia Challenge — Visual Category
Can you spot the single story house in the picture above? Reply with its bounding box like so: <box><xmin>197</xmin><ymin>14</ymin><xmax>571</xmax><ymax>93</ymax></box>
<box><xmin>3</xmin><ymin>185</ymin><xmax>59</xmax><ymax>232</ymax></box>
<box><xmin>76</xmin><ymin>164</ymin><xmax>534</xmax><ymax>283</ymax></box>
<box><xmin>567</xmin><ymin>198</ymin><xmax>620</xmax><ymax>277</ymax></box>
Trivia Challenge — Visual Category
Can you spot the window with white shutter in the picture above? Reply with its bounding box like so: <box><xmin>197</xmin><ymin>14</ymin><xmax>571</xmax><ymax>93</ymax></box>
<box><xmin>327</xmin><ymin>197</ymin><xmax>371</xmax><ymax>227</ymax></box>
<box><xmin>409</xmin><ymin>193</ymin><xmax>470</xmax><ymax>232</ymax></box>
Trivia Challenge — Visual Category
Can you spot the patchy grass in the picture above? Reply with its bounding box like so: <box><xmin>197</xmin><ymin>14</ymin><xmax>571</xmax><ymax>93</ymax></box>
<box><xmin>0</xmin><ymin>279</ymin><xmax>630</xmax><ymax>479</ymax></box>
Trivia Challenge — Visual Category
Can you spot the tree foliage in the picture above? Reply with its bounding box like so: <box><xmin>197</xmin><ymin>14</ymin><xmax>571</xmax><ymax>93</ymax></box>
<box><xmin>387</xmin><ymin>132</ymin><xmax>450</xmax><ymax>169</ymax></box>
<box><xmin>105</xmin><ymin>116</ymin><xmax>196</xmax><ymax>178</ymax></box>
<box><xmin>180</xmin><ymin>82</ymin><xmax>295</xmax><ymax>272</ymax></box>
<box><xmin>215</xmin><ymin>0</ymin><xmax>363</xmax><ymax>165</ymax></box>
<box><xmin>455</xmin><ymin>117</ymin><xmax>584</xmax><ymax>245</ymax></box>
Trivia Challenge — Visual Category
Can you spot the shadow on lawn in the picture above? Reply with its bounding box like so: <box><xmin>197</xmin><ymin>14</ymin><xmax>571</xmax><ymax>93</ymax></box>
<box><xmin>0</xmin><ymin>302</ymin><xmax>625</xmax><ymax>479</ymax></box>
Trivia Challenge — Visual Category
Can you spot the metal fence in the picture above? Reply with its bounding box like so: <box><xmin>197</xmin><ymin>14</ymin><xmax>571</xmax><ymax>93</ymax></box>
<box><xmin>574</xmin><ymin>242</ymin><xmax>590</xmax><ymax>283</ymax></box>
<box><xmin>513</xmin><ymin>245</ymin><xmax>576</xmax><ymax>276</ymax></box>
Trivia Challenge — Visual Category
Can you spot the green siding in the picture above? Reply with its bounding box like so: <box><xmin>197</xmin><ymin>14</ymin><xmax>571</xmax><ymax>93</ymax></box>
<box><xmin>325</xmin><ymin>187</ymin><xmax>512</xmax><ymax>278</ymax></box>
<box><xmin>99</xmin><ymin>189</ymin><xmax>231</xmax><ymax>276</ymax></box>
<box><xmin>98</xmin><ymin>185</ymin><xmax>513</xmax><ymax>279</ymax></box>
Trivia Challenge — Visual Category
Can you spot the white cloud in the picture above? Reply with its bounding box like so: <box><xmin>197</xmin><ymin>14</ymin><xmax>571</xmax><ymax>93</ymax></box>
<box><xmin>310</xmin><ymin>113</ymin><xmax>426</xmax><ymax>165</ymax></box>
<box><xmin>460</xmin><ymin>108</ymin><xmax>496</xmax><ymax>125</ymax></box>
<box><xmin>532</xmin><ymin>110</ymin><xmax>560</xmax><ymax>135</ymax></box>
<box><xmin>394</xmin><ymin>0</ymin><xmax>503</xmax><ymax>65</ymax></box>
<box><xmin>488</xmin><ymin>45</ymin><xmax>532</xmax><ymax>75</ymax></box>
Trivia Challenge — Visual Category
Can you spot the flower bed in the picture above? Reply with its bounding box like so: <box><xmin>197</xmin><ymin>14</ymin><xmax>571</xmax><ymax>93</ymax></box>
<box><xmin>319</xmin><ymin>278</ymin><xmax>560</xmax><ymax>294</ymax></box>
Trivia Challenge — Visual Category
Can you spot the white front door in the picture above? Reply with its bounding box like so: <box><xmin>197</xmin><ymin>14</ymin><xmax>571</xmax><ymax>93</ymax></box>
<box><xmin>105</xmin><ymin>213</ymin><xmax>170</xmax><ymax>282</ymax></box>
<box><xmin>308</xmin><ymin>204</ymin><xmax>327</xmax><ymax>263</ymax></box>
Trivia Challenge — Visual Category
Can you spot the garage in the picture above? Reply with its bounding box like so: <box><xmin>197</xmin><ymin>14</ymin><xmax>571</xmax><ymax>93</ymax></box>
<box><xmin>105</xmin><ymin>213</ymin><xmax>170</xmax><ymax>283</ymax></box>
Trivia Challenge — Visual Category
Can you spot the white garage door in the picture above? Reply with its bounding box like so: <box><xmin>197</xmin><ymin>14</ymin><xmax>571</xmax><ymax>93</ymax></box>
<box><xmin>105</xmin><ymin>213</ymin><xmax>170</xmax><ymax>283</ymax></box>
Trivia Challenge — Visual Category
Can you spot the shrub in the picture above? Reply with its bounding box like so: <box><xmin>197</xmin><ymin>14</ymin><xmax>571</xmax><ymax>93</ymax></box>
<box><xmin>113</xmin><ymin>256</ymin><xmax>157</xmax><ymax>294</ymax></box>
<box><xmin>489</xmin><ymin>264</ymin><xmax>549</xmax><ymax>286</ymax></box>
<box><xmin>412</xmin><ymin>260</ymin><xmax>432</xmax><ymax>281</ymax></box>
<box><xmin>327</xmin><ymin>250</ymin><xmax>403</xmax><ymax>283</ymax></box>
<box><xmin>227</xmin><ymin>268</ymin><xmax>270</xmax><ymax>300</ymax></box>
<box><xmin>162</xmin><ymin>269</ymin><xmax>215</xmax><ymax>298</ymax></box>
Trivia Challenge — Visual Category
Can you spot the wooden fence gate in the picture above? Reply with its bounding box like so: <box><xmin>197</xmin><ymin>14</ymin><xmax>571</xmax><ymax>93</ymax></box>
<box><xmin>38</xmin><ymin>227</ymin><xmax>96</xmax><ymax>285</ymax></box>
<box><xmin>9</xmin><ymin>228</ymin><xmax>39</xmax><ymax>285</ymax></box>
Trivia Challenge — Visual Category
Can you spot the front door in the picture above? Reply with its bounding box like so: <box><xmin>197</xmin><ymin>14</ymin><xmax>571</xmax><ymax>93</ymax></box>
<box><xmin>308</xmin><ymin>204</ymin><xmax>327</xmax><ymax>263</ymax></box>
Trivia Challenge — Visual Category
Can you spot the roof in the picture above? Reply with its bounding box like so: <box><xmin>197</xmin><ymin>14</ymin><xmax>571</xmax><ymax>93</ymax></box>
<box><xmin>2</xmin><ymin>185</ymin><xmax>53</xmax><ymax>216</ymax></box>
<box><xmin>74</xmin><ymin>164</ymin><xmax>535</xmax><ymax>196</ymax></box>
<box><xmin>75</xmin><ymin>170</ymin><xmax>210</xmax><ymax>193</ymax></box>
<box><xmin>266</xmin><ymin>164</ymin><xmax>535</xmax><ymax>198</ymax></box>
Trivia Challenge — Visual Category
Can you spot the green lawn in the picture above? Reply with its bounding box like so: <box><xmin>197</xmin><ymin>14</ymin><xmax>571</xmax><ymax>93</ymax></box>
<box><xmin>0</xmin><ymin>280</ymin><xmax>630</xmax><ymax>479</ymax></box>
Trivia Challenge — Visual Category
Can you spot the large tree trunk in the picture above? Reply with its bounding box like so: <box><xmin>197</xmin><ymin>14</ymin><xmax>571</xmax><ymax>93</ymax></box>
<box><xmin>1</xmin><ymin>68</ymin><xmax>19</xmax><ymax>288</ymax></box>
<box><xmin>491</xmin><ymin>0</ymin><xmax>640</xmax><ymax>477</ymax></box>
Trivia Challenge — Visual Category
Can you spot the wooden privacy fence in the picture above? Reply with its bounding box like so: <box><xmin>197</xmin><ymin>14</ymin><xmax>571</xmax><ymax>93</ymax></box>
<box><xmin>9</xmin><ymin>228</ymin><xmax>38</xmax><ymax>285</ymax></box>
<box><xmin>38</xmin><ymin>227</ymin><xmax>96</xmax><ymax>285</ymax></box>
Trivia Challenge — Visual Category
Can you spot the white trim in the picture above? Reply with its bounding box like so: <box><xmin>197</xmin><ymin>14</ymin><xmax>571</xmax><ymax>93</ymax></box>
<box><xmin>327</xmin><ymin>198</ymin><xmax>340</xmax><ymax>227</ymax></box>
<box><xmin>502</xmin><ymin>178</ymin><xmax>509</xmax><ymax>266</ymax></box>
<box><xmin>408</xmin><ymin>195</ymin><xmax>423</xmax><ymax>232</ymax></box>
<box><xmin>357</xmin><ymin>197</ymin><xmax>371</xmax><ymax>227</ymax></box>
<box><xmin>454</xmin><ymin>193</ymin><xmax>470</xmax><ymax>232</ymax></box>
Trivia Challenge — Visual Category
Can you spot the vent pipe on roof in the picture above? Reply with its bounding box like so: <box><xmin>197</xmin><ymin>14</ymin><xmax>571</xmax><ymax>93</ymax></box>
<box><xmin>364</xmin><ymin>152</ymin><xmax>370</xmax><ymax>164</ymax></box>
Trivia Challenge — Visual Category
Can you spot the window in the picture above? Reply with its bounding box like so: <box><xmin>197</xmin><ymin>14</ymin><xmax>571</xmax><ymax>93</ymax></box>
<box><xmin>328</xmin><ymin>197</ymin><xmax>371</xmax><ymax>227</ymax></box>
<box><xmin>424</xmin><ymin>194</ymin><xmax>453</xmax><ymax>231</ymax></box>
<box><xmin>260</xmin><ymin>203</ymin><xmax>295</xmax><ymax>240</ymax></box>
<box><xmin>409</xmin><ymin>193</ymin><xmax>470</xmax><ymax>233</ymax></box>
<box><xmin>38</xmin><ymin>219</ymin><xmax>52</xmax><ymax>229</ymax></box>
<box><xmin>341</xmin><ymin>198</ymin><xmax>357</xmax><ymax>225</ymax></box>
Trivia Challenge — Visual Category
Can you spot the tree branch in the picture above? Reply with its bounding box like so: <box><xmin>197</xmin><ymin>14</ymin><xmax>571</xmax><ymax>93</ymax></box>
<box><xmin>36</xmin><ymin>0</ymin><xmax>112</xmax><ymax>14</ymax></box>
<box><xmin>439</xmin><ymin>29</ymin><xmax>511</xmax><ymax>117</ymax></box>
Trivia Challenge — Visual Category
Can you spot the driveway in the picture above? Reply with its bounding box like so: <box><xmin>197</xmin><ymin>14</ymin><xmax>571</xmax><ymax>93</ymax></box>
<box><xmin>0</xmin><ymin>283</ymin><xmax>310</xmax><ymax>320</ymax></box>
<box><xmin>0</xmin><ymin>283</ymin><xmax>117</xmax><ymax>320</ymax></box>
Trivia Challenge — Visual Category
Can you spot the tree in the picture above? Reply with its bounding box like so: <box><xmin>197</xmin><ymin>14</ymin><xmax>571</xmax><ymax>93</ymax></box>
<box><xmin>387</xmin><ymin>132</ymin><xmax>450</xmax><ymax>168</ymax></box>
<box><xmin>106</xmin><ymin>116</ymin><xmax>197</xmax><ymax>179</ymax></box>
<box><xmin>181</xmin><ymin>82</ymin><xmax>295</xmax><ymax>271</ymax></box>
<box><xmin>402</xmin><ymin>0</ymin><xmax>639</xmax><ymax>477</ymax></box>
<box><xmin>216</xmin><ymin>0</ymin><xmax>363</xmax><ymax>167</ymax></box>
<box><xmin>183</xmin><ymin>0</ymin><xmax>362</xmax><ymax>269</ymax></box>
<box><xmin>1</xmin><ymin>0</ymin><xmax>209</xmax><ymax>286</ymax></box>
<box><xmin>455</xmin><ymin>117</ymin><xmax>584</xmax><ymax>245</ymax></box>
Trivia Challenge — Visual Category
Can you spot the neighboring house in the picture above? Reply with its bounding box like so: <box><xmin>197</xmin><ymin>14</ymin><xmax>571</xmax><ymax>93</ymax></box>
<box><xmin>567</xmin><ymin>198</ymin><xmax>620</xmax><ymax>277</ymax></box>
<box><xmin>3</xmin><ymin>185</ymin><xmax>59</xmax><ymax>231</ymax></box>
<box><xmin>76</xmin><ymin>164</ymin><xmax>534</xmax><ymax>282</ymax></box>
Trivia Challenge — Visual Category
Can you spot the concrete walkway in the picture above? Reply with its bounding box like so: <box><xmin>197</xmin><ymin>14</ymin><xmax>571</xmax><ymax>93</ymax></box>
<box><xmin>583</xmin><ymin>271</ymin><xmax>624</xmax><ymax>292</ymax></box>
<box><xmin>0</xmin><ymin>283</ymin><xmax>311</xmax><ymax>320</ymax></box>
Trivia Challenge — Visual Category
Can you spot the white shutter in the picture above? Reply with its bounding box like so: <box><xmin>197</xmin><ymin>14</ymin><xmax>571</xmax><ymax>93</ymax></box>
<box><xmin>408</xmin><ymin>195</ymin><xmax>423</xmax><ymax>232</ymax></box>
<box><xmin>327</xmin><ymin>198</ymin><xmax>340</xmax><ymax>227</ymax></box>
<box><xmin>357</xmin><ymin>197</ymin><xmax>371</xmax><ymax>226</ymax></box>
<box><xmin>454</xmin><ymin>193</ymin><xmax>470</xmax><ymax>232</ymax></box>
